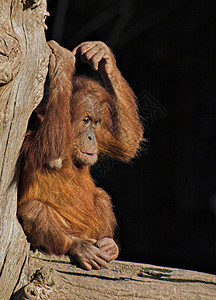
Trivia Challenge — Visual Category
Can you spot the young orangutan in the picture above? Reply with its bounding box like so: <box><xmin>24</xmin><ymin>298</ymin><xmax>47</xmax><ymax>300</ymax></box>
<box><xmin>18</xmin><ymin>41</ymin><xmax>143</xmax><ymax>270</ymax></box>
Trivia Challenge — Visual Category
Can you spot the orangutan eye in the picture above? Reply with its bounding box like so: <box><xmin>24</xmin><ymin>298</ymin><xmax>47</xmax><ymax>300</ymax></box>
<box><xmin>93</xmin><ymin>119</ymin><xmax>101</xmax><ymax>128</ymax></box>
<box><xmin>82</xmin><ymin>117</ymin><xmax>90</xmax><ymax>126</ymax></box>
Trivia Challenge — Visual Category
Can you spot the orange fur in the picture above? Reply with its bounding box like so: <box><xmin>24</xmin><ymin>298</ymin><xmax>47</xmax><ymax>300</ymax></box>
<box><xmin>18</xmin><ymin>41</ymin><xmax>143</xmax><ymax>266</ymax></box>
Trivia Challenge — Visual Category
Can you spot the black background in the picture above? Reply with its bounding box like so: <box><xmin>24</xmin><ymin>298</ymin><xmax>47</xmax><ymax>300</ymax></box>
<box><xmin>46</xmin><ymin>0</ymin><xmax>216</xmax><ymax>274</ymax></box>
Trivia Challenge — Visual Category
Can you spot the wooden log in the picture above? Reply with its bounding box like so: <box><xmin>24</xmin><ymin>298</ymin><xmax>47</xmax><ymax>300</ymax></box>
<box><xmin>0</xmin><ymin>1</ymin><xmax>50</xmax><ymax>298</ymax></box>
<box><xmin>12</xmin><ymin>251</ymin><xmax>216</xmax><ymax>299</ymax></box>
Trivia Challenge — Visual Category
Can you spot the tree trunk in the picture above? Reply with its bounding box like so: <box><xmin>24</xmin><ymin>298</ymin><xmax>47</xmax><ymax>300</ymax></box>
<box><xmin>0</xmin><ymin>1</ymin><xmax>50</xmax><ymax>298</ymax></box>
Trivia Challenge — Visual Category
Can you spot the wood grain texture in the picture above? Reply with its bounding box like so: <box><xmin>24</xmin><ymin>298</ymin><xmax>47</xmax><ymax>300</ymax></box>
<box><xmin>0</xmin><ymin>1</ymin><xmax>50</xmax><ymax>298</ymax></box>
<box><xmin>12</xmin><ymin>251</ymin><xmax>216</xmax><ymax>299</ymax></box>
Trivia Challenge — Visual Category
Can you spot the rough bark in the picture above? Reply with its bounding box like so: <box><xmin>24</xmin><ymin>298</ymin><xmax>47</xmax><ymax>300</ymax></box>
<box><xmin>0</xmin><ymin>1</ymin><xmax>50</xmax><ymax>299</ymax></box>
<box><xmin>12</xmin><ymin>251</ymin><xmax>216</xmax><ymax>299</ymax></box>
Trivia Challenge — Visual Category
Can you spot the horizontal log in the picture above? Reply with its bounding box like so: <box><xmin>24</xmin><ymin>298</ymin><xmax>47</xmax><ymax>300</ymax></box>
<box><xmin>12</xmin><ymin>251</ymin><xmax>216</xmax><ymax>299</ymax></box>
